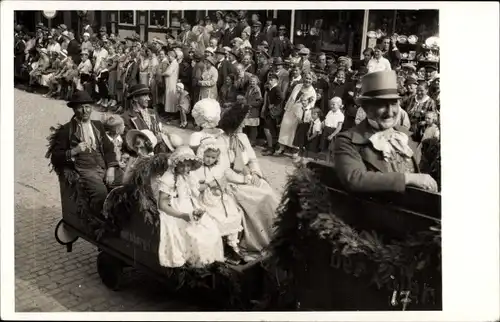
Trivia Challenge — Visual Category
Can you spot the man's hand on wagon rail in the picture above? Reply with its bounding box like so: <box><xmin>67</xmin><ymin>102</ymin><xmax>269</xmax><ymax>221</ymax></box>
<box><xmin>404</xmin><ymin>173</ymin><xmax>438</xmax><ymax>192</ymax></box>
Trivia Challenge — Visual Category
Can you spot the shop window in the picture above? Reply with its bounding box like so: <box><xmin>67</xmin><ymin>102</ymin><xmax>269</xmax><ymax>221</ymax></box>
<box><xmin>119</xmin><ymin>10</ymin><xmax>135</xmax><ymax>26</ymax></box>
<box><xmin>149</xmin><ymin>11</ymin><xmax>167</xmax><ymax>27</ymax></box>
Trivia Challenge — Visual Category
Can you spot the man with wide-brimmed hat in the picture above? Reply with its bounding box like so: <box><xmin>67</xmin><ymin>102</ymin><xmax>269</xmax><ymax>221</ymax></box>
<box><xmin>333</xmin><ymin>70</ymin><xmax>437</xmax><ymax>193</ymax></box>
<box><xmin>47</xmin><ymin>90</ymin><xmax>120</xmax><ymax>219</ymax></box>
<box><xmin>121</xmin><ymin>83</ymin><xmax>174</xmax><ymax>154</ymax></box>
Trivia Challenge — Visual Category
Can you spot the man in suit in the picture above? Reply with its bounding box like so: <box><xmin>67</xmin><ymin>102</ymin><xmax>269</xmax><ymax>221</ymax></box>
<box><xmin>333</xmin><ymin>70</ymin><xmax>438</xmax><ymax>193</ymax></box>
<box><xmin>263</xmin><ymin>17</ymin><xmax>277</xmax><ymax>44</ymax></box>
<box><xmin>222</xmin><ymin>16</ymin><xmax>239</xmax><ymax>48</ymax></box>
<box><xmin>48</xmin><ymin>91</ymin><xmax>118</xmax><ymax>218</ymax></box>
<box><xmin>273</xmin><ymin>57</ymin><xmax>290</xmax><ymax>99</ymax></box>
<box><xmin>215</xmin><ymin>47</ymin><xmax>231</xmax><ymax>90</ymax></box>
<box><xmin>255</xmin><ymin>51</ymin><xmax>271</xmax><ymax>93</ymax></box>
<box><xmin>270</xmin><ymin>25</ymin><xmax>292</xmax><ymax>58</ymax></box>
<box><xmin>250</xmin><ymin>21</ymin><xmax>266</xmax><ymax>50</ymax></box>
<box><xmin>261</xmin><ymin>73</ymin><xmax>284</xmax><ymax>155</ymax></box>
<box><xmin>121</xmin><ymin>84</ymin><xmax>173</xmax><ymax>154</ymax></box>
<box><xmin>66</xmin><ymin>30</ymin><xmax>81</xmax><ymax>65</ymax></box>
<box><xmin>123</xmin><ymin>50</ymin><xmax>140</xmax><ymax>109</ymax></box>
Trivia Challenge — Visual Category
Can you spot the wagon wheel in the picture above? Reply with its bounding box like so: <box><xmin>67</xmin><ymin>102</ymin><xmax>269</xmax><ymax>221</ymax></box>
<box><xmin>96</xmin><ymin>252</ymin><xmax>124</xmax><ymax>291</ymax></box>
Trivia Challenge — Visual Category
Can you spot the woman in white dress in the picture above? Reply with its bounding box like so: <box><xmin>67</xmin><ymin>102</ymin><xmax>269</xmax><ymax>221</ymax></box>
<box><xmin>156</xmin><ymin>145</ymin><xmax>224</xmax><ymax>268</ymax></box>
<box><xmin>216</xmin><ymin>105</ymin><xmax>280</xmax><ymax>262</ymax></box>
<box><xmin>162</xmin><ymin>50</ymin><xmax>179</xmax><ymax>114</ymax></box>
<box><xmin>275</xmin><ymin>71</ymin><xmax>317</xmax><ymax>157</ymax></box>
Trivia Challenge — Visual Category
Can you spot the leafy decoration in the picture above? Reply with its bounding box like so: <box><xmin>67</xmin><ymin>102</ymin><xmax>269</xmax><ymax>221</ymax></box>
<box><xmin>268</xmin><ymin>163</ymin><xmax>441</xmax><ymax>310</ymax></box>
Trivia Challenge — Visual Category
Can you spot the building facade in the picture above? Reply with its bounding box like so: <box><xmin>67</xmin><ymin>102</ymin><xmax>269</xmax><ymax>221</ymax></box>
<box><xmin>15</xmin><ymin>9</ymin><xmax>438</xmax><ymax>59</ymax></box>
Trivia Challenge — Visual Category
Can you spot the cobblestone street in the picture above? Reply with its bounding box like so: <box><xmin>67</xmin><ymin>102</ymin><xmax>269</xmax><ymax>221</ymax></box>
<box><xmin>13</xmin><ymin>89</ymin><xmax>295</xmax><ymax>312</ymax></box>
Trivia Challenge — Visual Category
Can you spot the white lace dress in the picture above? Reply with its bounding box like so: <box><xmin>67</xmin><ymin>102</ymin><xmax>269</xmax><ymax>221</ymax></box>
<box><xmin>157</xmin><ymin>171</ymin><xmax>224</xmax><ymax>268</ymax></box>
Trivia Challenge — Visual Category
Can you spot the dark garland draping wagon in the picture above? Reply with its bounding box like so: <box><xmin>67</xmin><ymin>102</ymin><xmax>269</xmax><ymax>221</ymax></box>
<box><xmin>269</xmin><ymin>160</ymin><xmax>441</xmax><ymax>311</ymax></box>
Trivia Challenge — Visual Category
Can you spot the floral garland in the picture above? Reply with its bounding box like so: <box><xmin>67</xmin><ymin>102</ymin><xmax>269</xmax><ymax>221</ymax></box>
<box><xmin>268</xmin><ymin>164</ymin><xmax>442</xmax><ymax>310</ymax></box>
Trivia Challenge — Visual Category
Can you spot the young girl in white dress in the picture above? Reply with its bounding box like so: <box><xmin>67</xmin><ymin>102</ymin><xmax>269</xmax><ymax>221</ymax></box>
<box><xmin>156</xmin><ymin>145</ymin><xmax>224</xmax><ymax>268</ymax></box>
<box><xmin>191</xmin><ymin>137</ymin><xmax>245</xmax><ymax>264</ymax></box>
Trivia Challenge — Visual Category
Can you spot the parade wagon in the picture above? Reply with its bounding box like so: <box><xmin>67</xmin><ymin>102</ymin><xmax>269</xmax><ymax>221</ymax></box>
<box><xmin>53</xmin><ymin>155</ymin><xmax>441</xmax><ymax>311</ymax></box>
<box><xmin>53</xmin><ymin>154</ymin><xmax>271</xmax><ymax>310</ymax></box>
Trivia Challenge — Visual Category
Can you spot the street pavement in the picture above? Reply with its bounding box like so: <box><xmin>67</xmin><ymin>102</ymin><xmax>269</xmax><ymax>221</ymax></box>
<box><xmin>13</xmin><ymin>88</ymin><xmax>296</xmax><ymax>312</ymax></box>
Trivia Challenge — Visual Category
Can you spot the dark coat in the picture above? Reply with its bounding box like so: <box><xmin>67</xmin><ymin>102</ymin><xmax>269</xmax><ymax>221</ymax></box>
<box><xmin>178</xmin><ymin>59</ymin><xmax>192</xmax><ymax>92</ymax></box>
<box><xmin>263</xmin><ymin>25</ymin><xmax>277</xmax><ymax>44</ymax></box>
<box><xmin>217</xmin><ymin>59</ymin><xmax>233</xmax><ymax>89</ymax></box>
<box><xmin>269</xmin><ymin>36</ymin><xmax>292</xmax><ymax>58</ymax></box>
<box><xmin>67</xmin><ymin>39</ymin><xmax>81</xmax><ymax>64</ymax></box>
<box><xmin>222</xmin><ymin>27</ymin><xmax>239</xmax><ymax>47</ymax></box>
<box><xmin>50</xmin><ymin>118</ymin><xmax>118</xmax><ymax>172</ymax></box>
<box><xmin>124</xmin><ymin>60</ymin><xmax>139</xmax><ymax>88</ymax></box>
<box><xmin>333</xmin><ymin>119</ymin><xmax>419</xmax><ymax>193</ymax></box>
<box><xmin>250</xmin><ymin>31</ymin><xmax>267</xmax><ymax>49</ymax></box>
<box><xmin>121</xmin><ymin>108</ymin><xmax>162</xmax><ymax>136</ymax></box>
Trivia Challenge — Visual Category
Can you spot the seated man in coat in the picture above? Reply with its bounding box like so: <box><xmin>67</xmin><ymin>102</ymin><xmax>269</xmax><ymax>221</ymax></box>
<box><xmin>48</xmin><ymin>91</ymin><xmax>119</xmax><ymax>218</ymax></box>
<box><xmin>121</xmin><ymin>83</ymin><xmax>174</xmax><ymax>154</ymax></box>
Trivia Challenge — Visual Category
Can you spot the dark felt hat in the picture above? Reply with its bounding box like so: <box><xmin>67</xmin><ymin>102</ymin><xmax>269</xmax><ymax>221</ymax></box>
<box><xmin>127</xmin><ymin>84</ymin><xmax>151</xmax><ymax>99</ymax></box>
<box><xmin>273</xmin><ymin>57</ymin><xmax>284</xmax><ymax>65</ymax></box>
<box><xmin>214</xmin><ymin>47</ymin><xmax>226</xmax><ymax>55</ymax></box>
<box><xmin>67</xmin><ymin>90</ymin><xmax>94</xmax><ymax>108</ymax></box>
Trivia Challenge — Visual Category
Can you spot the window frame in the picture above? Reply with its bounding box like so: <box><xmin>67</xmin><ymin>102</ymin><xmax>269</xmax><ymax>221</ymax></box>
<box><xmin>149</xmin><ymin>10</ymin><xmax>168</xmax><ymax>27</ymax></box>
<box><xmin>118</xmin><ymin>10</ymin><xmax>136</xmax><ymax>26</ymax></box>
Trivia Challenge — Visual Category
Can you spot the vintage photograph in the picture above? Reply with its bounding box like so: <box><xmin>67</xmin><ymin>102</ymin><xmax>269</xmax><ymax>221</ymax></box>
<box><xmin>13</xmin><ymin>8</ymin><xmax>441</xmax><ymax>312</ymax></box>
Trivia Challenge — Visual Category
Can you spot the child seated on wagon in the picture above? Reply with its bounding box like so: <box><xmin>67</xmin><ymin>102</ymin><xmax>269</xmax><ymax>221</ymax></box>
<box><xmin>122</xmin><ymin>129</ymin><xmax>157</xmax><ymax>184</ymax></box>
<box><xmin>157</xmin><ymin>144</ymin><xmax>224</xmax><ymax>268</ymax></box>
<box><xmin>191</xmin><ymin>138</ymin><xmax>245</xmax><ymax>264</ymax></box>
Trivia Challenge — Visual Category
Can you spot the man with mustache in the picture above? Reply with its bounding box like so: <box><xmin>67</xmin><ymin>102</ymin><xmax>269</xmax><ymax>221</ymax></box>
<box><xmin>48</xmin><ymin>91</ymin><xmax>119</xmax><ymax>219</ymax></box>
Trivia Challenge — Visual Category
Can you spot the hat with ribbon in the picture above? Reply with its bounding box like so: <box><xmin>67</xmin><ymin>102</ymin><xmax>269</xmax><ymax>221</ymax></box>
<box><xmin>204</xmin><ymin>56</ymin><xmax>217</xmax><ymax>67</ymax></box>
<box><xmin>125</xmin><ymin>129</ymin><xmax>158</xmax><ymax>154</ymax></box>
<box><xmin>58</xmin><ymin>24</ymin><xmax>68</xmax><ymax>31</ymax></box>
<box><xmin>127</xmin><ymin>84</ymin><xmax>151</xmax><ymax>99</ymax></box>
<box><xmin>356</xmin><ymin>71</ymin><xmax>401</xmax><ymax>102</ymax></box>
<box><xmin>67</xmin><ymin>90</ymin><xmax>94</xmax><ymax>108</ymax></box>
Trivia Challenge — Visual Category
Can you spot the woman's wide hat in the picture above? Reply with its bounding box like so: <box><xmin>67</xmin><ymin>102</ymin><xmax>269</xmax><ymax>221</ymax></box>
<box><xmin>127</xmin><ymin>84</ymin><xmax>151</xmax><ymax>99</ymax></box>
<box><xmin>357</xmin><ymin>71</ymin><xmax>401</xmax><ymax>102</ymax></box>
<box><xmin>125</xmin><ymin>129</ymin><xmax>158</xmax><ymax>153</ymax></box>
<box><xmin>67</xmin><ymin>90</ymin><xmax>95</xmax><ymax>108</ymax></box>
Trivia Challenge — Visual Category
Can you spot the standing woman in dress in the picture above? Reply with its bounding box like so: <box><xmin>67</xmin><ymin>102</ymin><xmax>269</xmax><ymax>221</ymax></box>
<box><xmin>198</xmin><ymin>56</ymin><xmax>219</xmax><ymax>101</ymax></box>
<box><xmin>148</xmin><ymin>47</ymin><xmax>160</xmax><ymax>106</ymax></box>
<box><xmin>106</xmin><ymin>44</ymin><xmax>119</xmax><ymax>108</ymax></box>
<box><xmin>275</xmin><ymin>71</ymin><xmax>317</xmax><ymax>156</ymax></box>
<box><xmin>162</xmin><ymin>49</ymin><xmax>179</xmax><ymax>114</ymax></box>
<box><xmin>139</xmin><ymin>49</ymin><xmax>150</xmax><ymax>85</ymax></box>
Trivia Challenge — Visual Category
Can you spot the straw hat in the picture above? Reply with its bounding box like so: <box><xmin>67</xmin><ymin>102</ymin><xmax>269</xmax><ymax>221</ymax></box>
<box><xmin>356</xmin><ymin>71</ymin><xmax>401</xmax><ymax>102</ymax></box>
<box><xmin>125</xmin><ymin>129</ymin><xmax>157</xmax><ymax>153</ymax></box>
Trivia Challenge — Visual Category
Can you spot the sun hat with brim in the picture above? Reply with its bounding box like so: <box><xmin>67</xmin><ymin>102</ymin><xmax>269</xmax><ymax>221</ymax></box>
<box><xmin>125</xmin><ymin>129</ymin><xmax>158</xmax><ymax>154</ymax></box>
<box><xmin>169</xmin><ymin>145</ymin><xmax>203</xmax><ymax>171</ymax></box>
<box><xmin>205</xmin><ymin>56</ymin><xmax>217</xmax><ymax>67</ymax></box>
<box><xmin>39</xmin><ymin>48</ymin><xmax>48</xmax><ymax>55</ymax></box>
<box><xmin>127</xmin><ymin>84</ymin><xmax>151</xmax><ymax>99</ymax></box>
<box><xmin>298</xmin><ymin>48</ymin><xmax>310</xmax><ymax>56</ymax></box>
<box><xmin>67</xmin><ymin>91</ymin><xmax>95</xmax><ymax>108</ymax></box>
<box><xmin>356</xmin><ymin>71</ymin><xmax>401</xmax><ymax>103</ymax></box>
